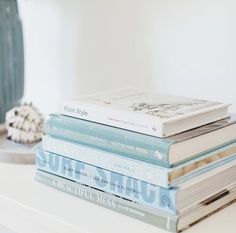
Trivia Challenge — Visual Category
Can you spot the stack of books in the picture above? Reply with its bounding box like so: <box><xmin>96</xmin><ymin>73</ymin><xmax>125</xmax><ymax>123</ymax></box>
<box><xmin>35</xmin><ymin>88</ymin><xmax>236</xmax><ymax>232</ymax></box>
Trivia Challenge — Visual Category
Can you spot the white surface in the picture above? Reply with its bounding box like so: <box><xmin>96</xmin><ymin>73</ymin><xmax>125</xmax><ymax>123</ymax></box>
<box><xmin>17</xmin><ymin>0</ymin><xmax>236</xmax><ymax>114</ymax></box>
<box><xmin>0</xmin><ymin>225</ymin><xmax>17</xmax><ymax>233</ymax></box>
<box><xmin>0</xmin><ymin>162</ymin><xmax>235</xmax><ymax>233</ymax></box>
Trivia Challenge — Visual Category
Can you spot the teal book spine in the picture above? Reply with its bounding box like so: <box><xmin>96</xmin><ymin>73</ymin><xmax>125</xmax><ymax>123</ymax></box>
<box><xmin>35</xmin><ymin>170</ymin><xmax>178</xmax><ymax>233</ymax></box>
<box><xmin>45</xmin><ymin>114</ymin><xmax>174</xmax><ymax>167</ymax></box>
<box><xmin>36</xmin><ymin>148</ymin><xmax>178</xmax><ymax>213</ymax></box>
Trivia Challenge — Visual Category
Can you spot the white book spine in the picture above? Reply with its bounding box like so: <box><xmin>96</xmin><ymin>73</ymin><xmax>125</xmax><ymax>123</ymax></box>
<box><xmin>42</xmin><ymin>136</ymin><xmax>169</xmax><ymax>188</ymax></box>
<box><xmin>60</xmin><ymin>102</ymin><xmax>164</xmax><ymax>137</ymax></box>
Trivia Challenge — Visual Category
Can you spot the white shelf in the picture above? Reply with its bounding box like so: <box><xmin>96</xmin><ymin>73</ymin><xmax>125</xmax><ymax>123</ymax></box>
<box><xmin>0</xmin><ymin>162</ymin><xmax>235</xmax><ymax>233</ymax></box>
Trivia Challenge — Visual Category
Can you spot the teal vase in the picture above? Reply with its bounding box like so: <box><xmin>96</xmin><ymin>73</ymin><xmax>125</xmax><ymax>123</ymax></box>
<box><xmin>0</xmin><ymin>0</ymin><xmax>24</xmax><ymax>123</ymax></box>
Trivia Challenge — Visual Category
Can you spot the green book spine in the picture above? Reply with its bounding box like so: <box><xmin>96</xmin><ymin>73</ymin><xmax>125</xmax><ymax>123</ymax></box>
<box><xmin>35</xmin><ymin>170</ymin><xmax>178</xmax><ymax>232</ymax></box>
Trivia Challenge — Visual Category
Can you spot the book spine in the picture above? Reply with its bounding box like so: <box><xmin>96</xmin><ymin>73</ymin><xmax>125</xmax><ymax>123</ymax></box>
<box><xmin>60</xmin><ymin>101</ymin><xmax>165</xmax><ymax>137</ymax></box>
<box><xmin>42</xmin><ymin>136</ymin><xmax>170</xmax><ymax>188</ymax></box>
<box><xmin>36</xmin><ymin>148</ymin><xmax>177</xmax><ymax>213</ymax></box>
<box><xmin>35</xmin><ymin>170</ymin><xmax>178</xmax><ymax>233</ymax></box>
<box><xmin>45</xmin><ymin>114</ymin><xmax>173</xmax><ymax>167</ymax></box>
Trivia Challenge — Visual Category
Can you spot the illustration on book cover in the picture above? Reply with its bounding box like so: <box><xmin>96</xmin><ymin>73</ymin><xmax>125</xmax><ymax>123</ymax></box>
<box><xmin>87</xmin><ymin>89</ymin><xmax>220</xmax><ymax>119</ymax></box>
<box><xmin>129</xmin><ymin>100</ymin><xmax>209</xmax><ymax>118</ymax></box>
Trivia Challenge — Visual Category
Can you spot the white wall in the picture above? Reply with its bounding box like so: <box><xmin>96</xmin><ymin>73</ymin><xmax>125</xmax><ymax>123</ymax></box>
<box><xmin>18</xmin><ymin>0</ymin><xmax>236</xmax><ymax>114</ymax></box>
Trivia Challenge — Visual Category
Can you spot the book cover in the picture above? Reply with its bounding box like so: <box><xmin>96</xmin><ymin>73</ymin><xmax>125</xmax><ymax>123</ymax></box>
<box><xmin>42</xmin><ymin>135</ymin><xmax>236</xmax><ymax>188</ymax></box>
<box><xmin>35</xmin><ymin>170</ymin><xmax>178</xmax><ymax>232</ymax></box>
<box><xmin>36</xmin><ymin>148</ymin><xmax>178</xmax><ymax>213</ymax></box>
<box><xmin>60</xmin><ymin>88</ymin><xmax>229</xmax><ymax>137</ymax></box>
<box><xmin>46</xmin><ymin>114</ymin><xmax>236</xmax><ymax>167</ymax></box>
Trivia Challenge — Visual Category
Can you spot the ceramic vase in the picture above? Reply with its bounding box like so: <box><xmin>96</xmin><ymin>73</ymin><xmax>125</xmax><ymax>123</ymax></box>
<box><xmin>0</xmin><ymin>0</ymin><xmax>24</xmax><ymax>123</ymax></box>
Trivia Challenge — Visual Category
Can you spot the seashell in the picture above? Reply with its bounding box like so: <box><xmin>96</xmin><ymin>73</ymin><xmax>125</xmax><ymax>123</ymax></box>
<box><xmin>5</xmin><ymin>103</ymin><xmax>44</xmax><ymax>144</ymax></box>
<box><xmin>183</xmin><ymin>163</ymin><xmax>197</xmax><ymax>174</ymax></box>
<box><xmin>196</xmin><ymin>161</ymin><xmax>208</xmax><ymax>168</ymax></box>
<box><xmin>202</xmin><ymin>157</ymin><xmax>212</xmax><ymax>164</ymax></box>
<box><xmin>210</xmin><ymin>154</ymin><xmax>221</xmax><ymax>162</ymax></box>
<box><xmin>169</xmin><ymin>168</ymin><xmax>184</xmax><ymax>182</ymax></box>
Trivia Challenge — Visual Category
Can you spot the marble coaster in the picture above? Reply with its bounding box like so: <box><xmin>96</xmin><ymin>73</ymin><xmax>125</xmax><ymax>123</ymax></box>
<box><xmin>0</xmin><ymin>124</ymin><xmax>6</xmax><ymax>134</ymax></box>
<box><xmin>0</xmin><ymin>132</ymin><xmax>38</xmax><ymax>164</ymax></box>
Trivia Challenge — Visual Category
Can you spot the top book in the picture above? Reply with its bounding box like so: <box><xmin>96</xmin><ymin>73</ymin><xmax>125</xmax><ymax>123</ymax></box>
<box><xmin>60</xmin><ymin>88</ymin><xmax>229</xmax><ymax>138</ymax></box>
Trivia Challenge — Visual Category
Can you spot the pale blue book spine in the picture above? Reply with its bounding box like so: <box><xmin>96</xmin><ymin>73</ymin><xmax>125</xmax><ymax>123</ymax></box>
<box><xmin>42</xmin><ymin>135</ymin><xmax>170</xmax><ymax>187</ymax></box>
<box><xmin>42</xmin><ymin>135</ymin><xmax>236</xmax><ymax>188</ymax></box>
<box><xmin>36</xmin><ymin>148</ymin><xmax>178</xmax><ymax>214</ymax></box>
<box><xmin>45</xmin><ymin>114</ymin><xmax>174</xmax><ymax>167</ymax></box>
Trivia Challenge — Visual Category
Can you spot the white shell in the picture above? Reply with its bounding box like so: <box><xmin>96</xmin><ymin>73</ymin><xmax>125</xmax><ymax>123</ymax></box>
<box><xmin>5</xmin><ymin>104</ymin><xmax>44</xmax><ymax>144</ymax></box>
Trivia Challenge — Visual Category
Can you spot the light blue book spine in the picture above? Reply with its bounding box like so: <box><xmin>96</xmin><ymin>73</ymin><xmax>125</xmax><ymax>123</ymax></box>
<box><xmin>42</xmin><ymin>135</ymin><xmax>236</xmax><ymax>188</ymax></box>
<box><xmin>36</xmin><ymin>148</ymin><xmax>178</xmax><ymax>214</ymax></box>
<box><xmin>42</xmin><ymin>135</ymin><xmax>170</xmax><ymax>187</ymax></box>
<box><xmin>45</xmin><ymin>114</ymin><xmax>173</xmax><ymax>167</ymax></box>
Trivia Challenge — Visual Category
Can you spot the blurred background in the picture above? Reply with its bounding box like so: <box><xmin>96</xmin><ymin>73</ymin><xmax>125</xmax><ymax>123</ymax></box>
<box><xmin>18</xmin><ymin>0</ymin><xmax>236</xmax><ymax>114</ymax></box>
